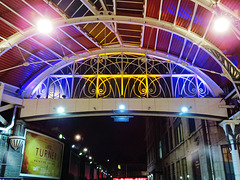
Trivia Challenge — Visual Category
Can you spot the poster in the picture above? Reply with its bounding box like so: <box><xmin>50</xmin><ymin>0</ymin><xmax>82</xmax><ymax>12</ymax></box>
<box><xmin>20</xmin><ymin>129</ymin><xmax>64</xmax><ymax>179</ymax></box>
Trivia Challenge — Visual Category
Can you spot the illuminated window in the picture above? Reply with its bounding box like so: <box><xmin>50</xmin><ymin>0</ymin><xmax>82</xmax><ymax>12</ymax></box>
<box><xmin>221</xmin><ymin>145</ymin><xmax>235</xmax><ymax>180</ymax></box>
<box><xmin>159</xmin><ymin>141</ymin><xmax>162</xmax><ymax>159</ymax></box>
<box><xmin>182</xmin><ymin>158</ymin><xmax>188</xmax><ymax>180</ymax></box>
<box><xmin>176</xmin><ymin>161</ymin><xmax>181</xmax><ymax>180</ymax></box>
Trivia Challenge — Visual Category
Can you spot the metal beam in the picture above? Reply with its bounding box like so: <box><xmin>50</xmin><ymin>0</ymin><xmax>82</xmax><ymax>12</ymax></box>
<box><xmin>73</xmin><ymin>25</ymin><xmax>101</xmax><ymax>48</ymax></box>
<box><xmin>0</xmin><ymin>17</ymin><xmax>23</xmax><ymax>33</ymax></box>
<box><xmin>0</xmin><ymin>1</ymin><xmax>34</xmax><ymax>26</ymax></box>
<box><xmin>64</xmin><ymin>0</ymin><xmax>75</xmax><ymax>12</ymax></box>
<box><xmin>178</xmin><ymin>38</ymin><xmax>187</xmax><ymax>61</ymax></box>
<box><xmin>2</xmin><ymin>94</ymin><xmax>23</xmax><ymax>105</ymax></box>
<box><xmin>71</xmin><ymin>3</ymin><xmax>84</xmax><ymax>17</ymax></box>
<box><xmin>143</xmin><ymin>0</ymin><xmax>148</xmax><ymax>18</ymax></box>
<box><xmin>167</xmin><ymin>33</ymin><xmax>173</xmax><ymax>54</ymax></box>
<box><xmin>18</xmin><ymin>46</ymin><xmax>53</xmax><ymax>66</ymax></box>
<box><xmin>154</xmin><ymin>29</ymin><xmax>159</xmax><ymax>50</ymax></box>
<box><xmin>0</xmin><ymin>82</ymin><xmax>4</xmax><ymax>106</ymax></box>
<box><xmin>140</xmin><ymin>25</ymin><xmax>145</xmax><ymax>48</ymax></box>
<box><xmin>58</xmin><ymin>27</ymin><xmax>89</xmax><ymax>52</ymax></box>
<box><xmin>47</xmin><ymin>35</ymin><xmax>76</xmax><ymax>55</ymax></box>
<box><xmin>174</xmin><ymin>0</ymin><xmax>182</xmax><ymax>25</ymax></box>
<box><xmin>42</xmin><ymin>0</ymin><xmax>67</xmax><ymax>19</ymax></box>
<box><xmin>0</xmin><ymin>104</ymin><xmax>14</xmax><ymax>113</ymax></box>
<box><xmin>99</xmin><ymin>0</ymin><xmax>108</xmax><ymax>11</ymax></box>
<box><xmin>30</xmin><ymin>38</ymin><xmax>62</xmax><ymax>59</ymax></box>
<box><xmin>80</xmin><ymin>0</ymin><xmax>98</xmax><ymax>15</ymax></box>
<box><xmin>158</xmin><ymin>0</ymin><xmax>163</xmax><ymax>20</ymax></box>
<box><xmin>188</xmin><ymin>2</ymin><xmax>198</xmax><ymax>32</ymax></box>
<box><xmin>80</xmin><ymin>0</ymin><xmax>122</xmax><ymax>46</ymax></box>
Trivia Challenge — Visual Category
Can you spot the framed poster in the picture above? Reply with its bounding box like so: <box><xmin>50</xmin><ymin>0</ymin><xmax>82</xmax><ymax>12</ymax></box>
<box><xmin>20</xmin><ymin>129</ymin><xmax>64</xmax><ymax>179</ymax></box>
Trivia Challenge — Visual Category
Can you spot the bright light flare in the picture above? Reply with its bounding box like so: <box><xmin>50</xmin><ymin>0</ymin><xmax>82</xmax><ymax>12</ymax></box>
<box><xmin>119</xmin><ymin>104</ymin><xmax>126</xmax><ymax>111</ymax></box>
<box><xmin>181</xmin><ymin>106</ymin><xmax>189</xmax><ymax>113</ymax></box>
<box><xmin>75</xmin><ymin>134</ymin><xmax>82</xmax><ymax>141</ymax></box>
<box><xmin>37</xmin><ymin>19</ymin><xmax>53</xmax><ymax>34</ymax></box>
<box><xmin>57</xmin><ymin>107</ymin><xmax>65</xmax><ymax>114</ymax></box>
<box><xmin>214</xmin><ymin>16</ymin><xmax>231</xmax><ymax>33</ymax></box>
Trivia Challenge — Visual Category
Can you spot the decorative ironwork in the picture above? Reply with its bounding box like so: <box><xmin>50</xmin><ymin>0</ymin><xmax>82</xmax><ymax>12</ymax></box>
<box><xmin>31</xmin><ymin>54</ymin><xmax>214</xmax><ymax>99</ymax></box>
<box><xmin>9</xmin><ymin>136</ymin><xmax>25</xmax><ymax>150</ymax></box>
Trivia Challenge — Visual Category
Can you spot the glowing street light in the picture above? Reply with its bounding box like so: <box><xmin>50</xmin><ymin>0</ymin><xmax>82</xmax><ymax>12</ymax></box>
<box><xmin>181</xmin><ymin>106</ymin><xmax>189</xmax><ymax>113</ymax></box>
<box><xmin>214</xmin><ymin>16</ymin><xmax>231</xmax><ymax>33</ymax></box>
<box><xmin>74</xmin><ymin>134</ymin><xmax>82</xmax><ymax>141</ymax></box>
<box><xmin>57</xmin><ymin>107</ymin><xmax>65</xmax><ymax>114</ymax></box>
<box><xmin>119</xmin><ymin>104</ymin><xmax>126</xmax><ymax>111</ymax></box>
<box><xmin>83</xmin><ymin>147</ymin><xmax>88</xmax><ymax>152</ymax></box>
<box><xmin>37</xmin><ymin>19</ymin><xmax>53</xmax><ymax>34</ymax></box>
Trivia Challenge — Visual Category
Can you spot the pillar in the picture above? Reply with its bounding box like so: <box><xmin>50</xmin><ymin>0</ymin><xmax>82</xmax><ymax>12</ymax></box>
<box><xmin>220</xmin><ymin>120</ymin><xmax>240</xmax><ymax>180</ymax></box>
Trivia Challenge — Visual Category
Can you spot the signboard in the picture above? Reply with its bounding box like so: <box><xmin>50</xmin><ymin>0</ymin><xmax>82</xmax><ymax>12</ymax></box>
<box><xmin>20</xmin><ymin>129</ymin><xmax>64</xmax><ymax>179</ymax></box>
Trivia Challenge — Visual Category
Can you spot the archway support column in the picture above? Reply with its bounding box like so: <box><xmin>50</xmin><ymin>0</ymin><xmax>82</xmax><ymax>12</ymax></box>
<box><xmin>220</xmin><ymin>117</ymin><xmax>240</xmax><ymax>180</ymax></box>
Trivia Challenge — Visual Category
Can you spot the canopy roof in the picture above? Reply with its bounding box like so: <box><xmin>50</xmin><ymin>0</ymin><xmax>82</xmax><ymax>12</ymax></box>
<box><xmin>0</xmin><ymin>0</ymin><xmax>240</xmax><ymax>98</ymax></box>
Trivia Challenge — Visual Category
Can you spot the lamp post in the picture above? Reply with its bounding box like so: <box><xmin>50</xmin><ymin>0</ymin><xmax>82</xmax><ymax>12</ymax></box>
<box><xmin>220</xmin><ymin>120</ymin><xmax>240</xmax><ymax>180</ymax></box>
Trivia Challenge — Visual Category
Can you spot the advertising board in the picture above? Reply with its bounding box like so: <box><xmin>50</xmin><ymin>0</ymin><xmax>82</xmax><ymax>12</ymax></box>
<box><xmin>20</xmin><ymin>129</ymin><xmax>64</xmax><ymax>179</ymax></box>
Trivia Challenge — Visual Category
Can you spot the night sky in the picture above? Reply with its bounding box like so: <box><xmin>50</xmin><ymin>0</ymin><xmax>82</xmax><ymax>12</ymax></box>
<box><xmin>27</xmin><ymin>116</ymin><xmax>147</xmax><ymax>166</ymax></box>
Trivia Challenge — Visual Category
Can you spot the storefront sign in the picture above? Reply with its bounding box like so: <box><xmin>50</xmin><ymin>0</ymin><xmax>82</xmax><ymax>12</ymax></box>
<box><xmin>20</xmin><ymin>129</ymin><xmax>64</xmax><ymax>179</ymax></box>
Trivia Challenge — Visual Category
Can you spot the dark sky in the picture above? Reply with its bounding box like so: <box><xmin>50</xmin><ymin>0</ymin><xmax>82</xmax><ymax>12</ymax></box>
<box><xmin>27</xmin><ymin>116</ymin><xmax>147</xmax><ymax>165</ymax></box>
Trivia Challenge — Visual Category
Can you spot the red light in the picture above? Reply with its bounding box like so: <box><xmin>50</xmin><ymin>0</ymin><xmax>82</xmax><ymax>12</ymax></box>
<box><xmin>113</xmin><ymin>178</ymin><xmax>147</xmax><ymax>180</ymax></box>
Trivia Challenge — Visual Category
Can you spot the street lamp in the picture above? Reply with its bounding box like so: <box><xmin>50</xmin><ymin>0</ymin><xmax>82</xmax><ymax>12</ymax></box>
<box><xmin>37</xmin><ymin>19</ymin><xmax>53</xmax><ymax>34</ymax></box>
<box><xmin>75</xmin><ymin>134</ymin><xmax>82</xmax><ymax>141</ymax></box>
<box><xmin>57</xmin><ymin>107</ymin><xmax>65</xmax><ymax>114</ymax></box>
<box><xmin>83</xmin><ymin>147</ymin><xmax>88</xmax><ymax>153</ymax></box>
<box><xmin>213</xmin><ymin>16</ymin><xmax>231</xmax><ymax>33</ymax></box>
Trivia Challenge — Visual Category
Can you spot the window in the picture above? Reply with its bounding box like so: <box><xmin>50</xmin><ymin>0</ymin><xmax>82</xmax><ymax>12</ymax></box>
<box><xmin>176</xmin><ymin>161</ymin><xmax>181</xmax><ymax>180</ymax></box>
<box><xmin>188</xmin><ymin>118</ymin><xmax>196</xmax><ymax>134</ymax></box>
<box><xmin>159</xmin><ymin>141</ymin><xmax>162</xmax><ymax>159</ymax></box>
<box><xmin>167</xmin><ymin>165</ymin><xmax>171</xmax><ymax>180</ymax></box>
<box><xmin>163</xmin><ymin>132</ymin><xmax>169</xmax><ymax>155</ymax></box>
<box><xmin>182</xmin><ymin>158</ymin><xmax>188</xmax><ymax>180</ymax></box>
<box><xmin>192</xmin><ymin>151</ymin><xmax>201</xmax><ymax>180</ymax></box>
<box><xmin>174</xmin><ymin>118</ymin><xmax>183</xmax><ymax>146</ymax></box>
<box><xmin>172</xmin><ymin>163</ymin><xmax>175</xmax><ymax>180</ymax></box>
<box><xmin>221</xmin><ymin>145</ymin><xmax>235</xmax><ymax>180</ymax></box>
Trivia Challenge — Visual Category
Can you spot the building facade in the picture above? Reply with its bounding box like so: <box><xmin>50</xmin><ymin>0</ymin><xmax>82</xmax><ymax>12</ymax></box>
<box><xmin>146</xmin><ymin>116</ymin><xmax>234</xmax><ymax>180</ymax></box>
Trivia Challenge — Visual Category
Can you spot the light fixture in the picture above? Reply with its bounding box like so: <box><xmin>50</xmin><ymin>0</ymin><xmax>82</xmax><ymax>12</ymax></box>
<box><xmin>83</xmin><ymin>147</ymin><xmax>88</xmax><ymax>152</ymax></box>
<box><xmin>74</xmin><ymin>134</ymin><xmax>82</xmax><ymax>141</ymax></box>
<box><xmin>181</xmin><ymin>106</ymin><xmax>189</xmax><ymax>113</ymax></box>
<box><xmin>118</xmin><ymin>104</ymin><xmax>126</xmax><ymax>111</ymax></box>
<box><xmin>37</xmin><ymin>19</ymin><xmax>53</xmax><ymax>34</ymax></box>
<box><xmin>59</xmin><ymin>134</ymin><xmax>63</xmax><ymax>139</ymax></box>
<box><xmin>214</xmin><ymin>16</ymin><xmax>231</xmax><ymax>33</ymax></box>
<box><xmin>72</xmin><ymin>144</ymin><xmax>76</xmax><ymax>148</ymax></box>
<box><xmin>89</xmin><ymin>156</ymin><xmax>92</xmax><ymax>160</ymax></box>
<box><xmin>57</xmin><ymin>107</ymin><xmax>65</xmax><ymax>114</ymax></box>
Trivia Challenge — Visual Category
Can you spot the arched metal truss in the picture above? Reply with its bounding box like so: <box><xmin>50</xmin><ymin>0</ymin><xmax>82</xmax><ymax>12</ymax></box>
<box><xmin>23</xmin><ymin>48</ymin><xmax>223</xmax><ymax>97</ymax></box>
<box><xmin>31</xmin><ymin>54</ymin><xmax>216</xmax><ymax>99</ymax></box>
<box><xmin>1</xmin><ymin>15</ymin><xmax>239</xmax><ymax>99</ymax></box>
